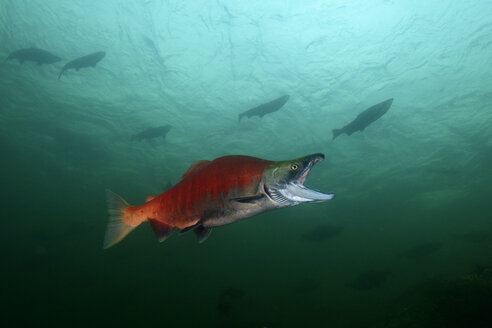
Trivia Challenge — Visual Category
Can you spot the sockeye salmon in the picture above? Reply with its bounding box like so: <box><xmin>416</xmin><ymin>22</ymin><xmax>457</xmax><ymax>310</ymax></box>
<box><xmin>104</xmin><ymin>153</ymin><xmax>335</xmax><ymax>248</ymax></box>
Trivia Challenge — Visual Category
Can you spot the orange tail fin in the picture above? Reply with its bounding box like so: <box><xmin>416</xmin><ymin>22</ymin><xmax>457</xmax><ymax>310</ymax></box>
<box><xmin>103</xmin><ymin>190</ymin><xmax>140</xmax><ymax>249</ymax></box>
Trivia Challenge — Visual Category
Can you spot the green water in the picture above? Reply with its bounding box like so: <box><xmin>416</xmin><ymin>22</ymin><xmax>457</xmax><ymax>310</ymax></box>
<box><xmin>1</xmin><ymin>1</ymin><xmax>492</xmax><ymax>327</ymax></box>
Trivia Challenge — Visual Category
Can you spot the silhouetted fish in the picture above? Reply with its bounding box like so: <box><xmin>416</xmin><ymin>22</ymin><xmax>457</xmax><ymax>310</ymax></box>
<box><xmin>5</xmin><ymin>47</ymin><xmax>61</xmax><ymax>65</ymax></box>
<box><xmin>292</xmin><ymin>277</ymin><xmax>321</xmax><ymax>294</ymax></box>
<box><xmin>469</xmin><ymin>264</ymin><xmax>492</xmax><ymax>278</ymax></box>
<box><xmin>217</xmin><ymin>287</ymin><xmax>245</xmax><ymax>316</ymax></box>
<box><xmin>58</xmin><ymin>51</ymin><xmax>106</xmax><ymax>79</ymax></box>
<box><xmin>300</xmin><ymin>224</ymin><xmax>343</xmax><ymax>242</ymax></box>
<box><xmin>397</xmin><ymin>242</ymin><xmax>442</xmax><ymax>259</ymax></box>
<box><xmin>455</xmin><ymin>231</ymin><xmax>492</xmax><ymax>244</ymax></box>
<box><xmin>238</xmin><ymin>95</ymin><xmax>289</xmax><ymax>122</ymax></box>
<box><xmin>132</xmin><ymin>125</ymin><xmax>172</xmax><ymax>142</ymax></box>
<box><xmin>333</xmin><ymin>98</ymin><xmax>393</xmax><ymax>140</ymax></box>
<box><xmin>352</xmin><ymin>270</ymin><xmax>390</xmax><ymax>290</ymax></box>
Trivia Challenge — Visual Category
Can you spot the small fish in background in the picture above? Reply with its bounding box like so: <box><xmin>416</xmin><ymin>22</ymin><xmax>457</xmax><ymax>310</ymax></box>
<box><xmin>238</xmin><ymin>95</ymin><xmax>290</xmax><ymax>122</ymax></box>
<box><xmin>58</xmin><ymin>51</ymin><xmax>106</xmax><ymax>79</ymax></box>
<box><xmin>5</xmin><ymin>47</ymin><xmax>61</xmax><ymax>65</ymax></box>
<box><xmin>469</xmin><ymin>264</ymin><xmax>492</xmax><ymax>278</ymax></box>
<box><xmin>292</xmin><ymin>277</ymin><xmax>321</xmax><ymax>294</ymax></box>
<box><xmin>132</xmin><ymin>125</ymin><xmax>172</xmax><ymax>142</ymax></box>
<box><xmin>455</xmin><ymin>231</ymin><xmax>492</xmax><ymax>244</ymax></box>
<box><xmin>217</xmin><ymin>287</ymin><xmax>245</xmax><ymax>316</ymax></box>
<box><xmin>332</xmin><ymin>98</ymin><xmax>393</xmax><ymax>140</ymax></box>
<box><xmin>352</xmin><ymin>270</ymin><xmax>390</xmax><ymax>290</ymax></box>
<box><xmin>397</xmin><ymin>242</ymin><xmax>443</xmax><ymax>259</ymax></box>
<box><xmin>300</xmin><ymin>224</ymin><xmax>343</xmax><ymax>242</ymax></box>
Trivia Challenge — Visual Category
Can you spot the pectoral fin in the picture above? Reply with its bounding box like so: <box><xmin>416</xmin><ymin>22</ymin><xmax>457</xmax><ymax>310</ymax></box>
<box><xmin>231</xmin><ymin>194</ymin><xmax>265</xmax><ymax>203</ymax></box>
<box><xmin>194</xmin><ymin>226</ymin><xmax>212</xmax><ymax>243</ymax></box>
<box><xmin>179</xmin><ymin>221</ymin><xmax>212</xmax><ymax>242</ymax></box>
<box><xmin>180</xmin><ymin>222</ymin><xmax>201</xmax><ymax>234</ymax></box>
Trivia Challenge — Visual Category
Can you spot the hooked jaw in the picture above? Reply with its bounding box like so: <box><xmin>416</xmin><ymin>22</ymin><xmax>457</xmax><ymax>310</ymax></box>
<box><xmin>265</xmin><ymin>153</ymin><xmax>335</xmax><ymax>206</ymax></box>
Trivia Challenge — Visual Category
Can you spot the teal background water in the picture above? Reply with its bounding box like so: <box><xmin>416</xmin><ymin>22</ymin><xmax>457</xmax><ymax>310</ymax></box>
<box><xmin>1</xmin><ymin>1</ymin><xmax>492</xmax><ymax>327</ymax></box>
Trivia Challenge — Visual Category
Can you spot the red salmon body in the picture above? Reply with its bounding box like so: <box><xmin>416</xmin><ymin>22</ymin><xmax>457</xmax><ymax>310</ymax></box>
<box><xmin>132</xmin><ymin>155</ymin><xmax>273</xmax><ymax>229</ymax></box>
<box><xmin>103</xmin><ymin>153</ymin><xmax>334</xmax><ymax>249</ymax></box>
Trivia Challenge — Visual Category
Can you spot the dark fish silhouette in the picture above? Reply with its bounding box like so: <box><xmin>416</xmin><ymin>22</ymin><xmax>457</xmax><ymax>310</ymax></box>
<box><xmin>455</xmin><ymin>231</ymin><xmax>492</xmax><ymax>244</ymax></box>
<box><xmin>5</xmin><ymin>47</ymin><xmax>61</xmax><ymax>65</ymax></box>
<box><xmin>292</xmin><ymin>277</ymin><xmax>321</xmax><ymax>294</ymax></box>
<box><xmin>217</xmin><ymin>287</ymin><xmax>245</xmax><ymax>316</ymax></box>
<box><xmin>238</xmin><ymin>95</ymin><xmax>289</xmax><ymax>122</ymax></box>
<box><xmin>58</xmin><ymin>51</ymin><xmax>106</xmax><ymax>79</ymax></box>
<box><xmin>470</xmin><ymin>264</ymin><xmax>492</xmax><ymax>278</ymax></box>
<box><xmin>300</xmin><ymin>224</ymin><xmax>343</xmax><ymax>242</ymax></box>
<box><xmin>352</xmin><ymin>270</ymin><xmax>390</xmax><ymax>290</ymax></box>
<box><xmin>333</xmin><ymin>98</ymin><xmax>393</xmax><ymax>140</ymax></box>
<box><xmin>132</xmin><ymin>125</ymin><xmax>172</xmax><ymax>142</ymax></box>
<box><xmin>397</xmin><ymin>242</ymin><xmax>442</xmax><ymax>259</ymax></box>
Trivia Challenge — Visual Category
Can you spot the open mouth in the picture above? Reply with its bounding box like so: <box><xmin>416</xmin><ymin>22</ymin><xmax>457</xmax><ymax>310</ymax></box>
<box><xmin>267</xmin><ymin>154</ymin><xmax>335</xmax><ymax>205</ymax></box>
<box><xmin>298</xmin><ymin>154</ymin><xmax>324</xmax><ymax>185</ymax></box>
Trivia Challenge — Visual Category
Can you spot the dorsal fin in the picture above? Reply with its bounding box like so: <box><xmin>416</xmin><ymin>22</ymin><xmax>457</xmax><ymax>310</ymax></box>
<box><xmin>145</xmin><ymin>195</ymin><xmax>158</xmax><ymax>203</ymax></box>
<box><xmin>182</xmin><ymin>160</ymin><xmax>211</xmax><ymax>180</ymax></box>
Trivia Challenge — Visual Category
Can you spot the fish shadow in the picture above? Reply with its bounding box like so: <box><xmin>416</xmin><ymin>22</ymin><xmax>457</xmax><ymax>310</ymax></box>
<box><xmin>351</xmin><ymin>269</ymin><xmax>391</xmax><ymax>291</ymax></box>
<box><xmin>396</xmin><ymin>242</ymin><xmax>443</xmax><ymax>260</ymax></box>
<box><xmin>299</xmin><ymin>224</ymin><xmax>344</xmax><ymax>242</ymax></box>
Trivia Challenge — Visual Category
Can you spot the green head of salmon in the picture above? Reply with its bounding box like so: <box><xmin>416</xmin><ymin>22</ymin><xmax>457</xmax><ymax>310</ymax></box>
<box><xmin>262</xmin><ymin>153</ymin><xmax>335</xmax><ymax>206</ymax></box>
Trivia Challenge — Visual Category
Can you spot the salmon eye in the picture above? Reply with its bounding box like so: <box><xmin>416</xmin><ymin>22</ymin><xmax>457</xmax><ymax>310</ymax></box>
<box><xmin>291</xmin><ymin>164</ymin><xmax>299</xmax><ymax>171</ymax></box>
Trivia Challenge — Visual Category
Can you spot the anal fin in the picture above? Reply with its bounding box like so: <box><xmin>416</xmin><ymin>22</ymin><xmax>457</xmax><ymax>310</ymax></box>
<box><xmin>149</xmin><ymin>220</ymin><xmax>174</xmax><ymax>242</ymax></box>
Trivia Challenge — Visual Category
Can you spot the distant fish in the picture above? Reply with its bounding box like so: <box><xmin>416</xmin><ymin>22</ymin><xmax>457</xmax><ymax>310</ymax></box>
<box><xmin>469</xmin><ymin>264</ymin><xmax>492</xmax><ymax>277</ymax></box>
<box><xmin>292</xmin><ymin>277</ymin><xmax>321</xmax><ymax>294</ymax></box>
<box><xmin>332</xmin><ymin>98</ymin><xmax>393</xmax><ymax>140</ymax></box>
<box><xmin>238</xmin><ymin>95</ymin><xmax>289</xmax><ymax>122</ymax></box>
<box><xmin>217</xmin><ymin>287</ymin><xmax>245</xmax><ymax>316</ymax></box>
<box><xmin>352</xmin><ymin>270</ymin><xmax>390</xmax><ymax>290</ymax></box>
<box><xmin>300</xmin><ymin>224</ymin><xmax>343</xmax><ymax>242</ymax></box>
<box><xmin>5</xmin><ymin>47</ymin><xmax>61</xmax><ymax>65</ymax></box>
<box><xmin>397</xmin><ymin>242</ymin><xmax>442</xmax><ymax>259</ymax></box>
<box><xmin>58</xmin><ymin>51</ymin><xmax>106</xmax><ymax>80</ymax></box>
<box><xmin>132</xmin><ymin>125</ymin><xmax>172</xmax><ymax>142</ymax></box>
<box><xmin>455</xmin><ymin>231</ymin><xmax>492</xmax><ymax>244</ymax></box>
